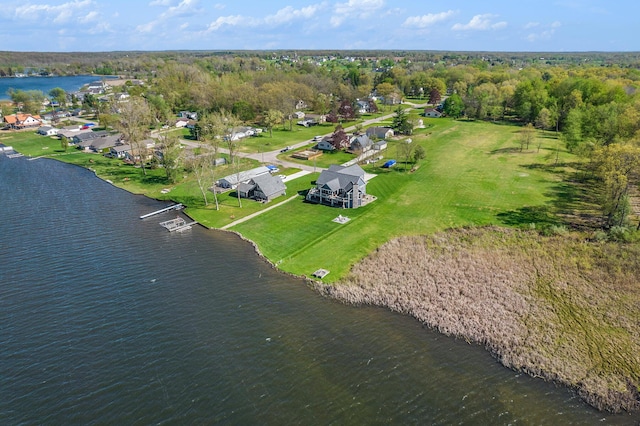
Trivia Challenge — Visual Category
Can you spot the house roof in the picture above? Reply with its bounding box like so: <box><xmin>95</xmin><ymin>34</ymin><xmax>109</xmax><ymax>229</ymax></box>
<box><xmin>219</xmin><ymin>166</ymin><xmax>271</xmax><ymax>186</ymax></box>
<box><xmin>350</xmin><ymin>135</ymin><xmax>373</xmax><ymax>149</ymax></box>
<box><xmin>251</xmin><ymin>173</ymin><xmax>285</xmax><ymax>198</ymax></box>
<box><xmin>365</xmin><ymin>126</ymin><xmax>393</xmax><ymax>139</ymax></box>
<box><xmin>317</xmin><ymin>164</ymin><xmax>366</xmax><ymax>192</ymax></box>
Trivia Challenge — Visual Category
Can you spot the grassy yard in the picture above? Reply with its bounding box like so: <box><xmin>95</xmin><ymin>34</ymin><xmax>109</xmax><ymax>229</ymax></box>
<box><xmin>3</xmin><ymin>117</ymin><xmax>578</xmax><ymax>282</ymax></box>
<box><xmin>232</xmin><ymin>117</ymin><xmax>576</xmax><ymax>281</ymax></box>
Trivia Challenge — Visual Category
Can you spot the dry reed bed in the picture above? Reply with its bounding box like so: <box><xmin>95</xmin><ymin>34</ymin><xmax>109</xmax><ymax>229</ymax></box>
<box><xmin>315</xmin><ymin>227</ymin><xmax>640</xmax><ymax>413</ymax></box>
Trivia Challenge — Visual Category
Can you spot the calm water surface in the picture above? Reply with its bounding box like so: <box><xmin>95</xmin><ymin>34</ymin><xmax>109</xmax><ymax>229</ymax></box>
<box><xmin>0</xmin><ymin>75</ymin><xmax>114</xmax><ymax>100</ymax></box>
<box><xmin>1</xmin><ymin>153</ymin><xmax>638</xmax><ymax>425</ymax></box>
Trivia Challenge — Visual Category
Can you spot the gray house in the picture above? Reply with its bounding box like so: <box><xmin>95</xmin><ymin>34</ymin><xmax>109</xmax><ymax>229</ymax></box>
<box><xmin>365</xmin><ymin>126</ymin><xmax>394</xmax><ymax>140</ymax></box>
<box><xmin>349</xmin><ymin>135</ymin><xmax>374</xmax><ymax>152</ymax></box>
<box><xmin>237</xmin><ymin>173</ymin><xmax>286</xmax><ymax>202</ymax></box>
<box><xmin>306</xmin><ymin>164</ymin><xmax>369</xmax><ymax>208</ymax></box>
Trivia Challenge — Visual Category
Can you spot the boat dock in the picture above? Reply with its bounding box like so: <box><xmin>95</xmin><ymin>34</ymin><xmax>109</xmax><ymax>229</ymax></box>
<box><xmin>159</xmin><ymin>217</ymin><xmax>197</xmax><ymax>232</ymax></box>
<box><xmin>140</xmin><ymin>203</ymin><xmax>183</xmax><ymax>219</ymax></box>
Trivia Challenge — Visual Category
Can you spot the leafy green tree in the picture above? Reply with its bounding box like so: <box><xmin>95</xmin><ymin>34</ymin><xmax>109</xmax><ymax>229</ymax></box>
<box><xmin>443</xmin><ymin>94</ymin><xmax>464</xmax><ymax>118</ymax></box>
<box><xmin>392</xmin><ymin>106</ymin><xmax>413</xmax><ymax>135</ymax></box>
<box><xmin>413</xmin><ymin>145</ymin><xmax>426</xmax><ymax>163</ymax></box>
<box><xmin>156</xmin><ymin>133</ymin><xmax>183</xmax><ymax>184</ymax></box>
<box><xmin>593</xmin><ymin>143</ymin><xmax>640</xmax><ymax>228</ymax></box>
<box><xmin>264</xmin><ymin>109</ymin><xmax>284</xmax><ymax>138</ymax></box>
<box><xmin>48</xmin><ymin>87</ymin><xmax>66</xmax><ymax>106</ymax></box>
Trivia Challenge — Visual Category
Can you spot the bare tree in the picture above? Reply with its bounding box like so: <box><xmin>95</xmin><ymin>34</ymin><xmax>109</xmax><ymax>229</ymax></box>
<box><xmin>114</xmin><ymin>96</ymin><xmax>153</xmax><ymax>175</ymax></box>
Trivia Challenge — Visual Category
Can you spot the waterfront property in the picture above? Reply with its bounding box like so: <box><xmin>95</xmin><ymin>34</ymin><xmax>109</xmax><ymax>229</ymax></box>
<box><xmin>306</xmin><ymin>164</ymin><xmax>371</xmax><ymax>208</ymax></box>
<box><xmin>237</xmin><ymin>173</ymin><xmax>286</xmax><ymax>202</ymax></box>
<box><xmin>215</xmin><ymin>166</ymin><xmax>271</xmax><ymax>189</ymax></box>
<box><xmin>3</xmin><ymin>113</ymin><xmax>42</xmax><ymax>129</ymax></box>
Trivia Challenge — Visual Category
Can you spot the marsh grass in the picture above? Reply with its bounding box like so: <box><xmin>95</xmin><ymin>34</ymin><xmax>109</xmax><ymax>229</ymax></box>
<box><xmin>320</xmin><ymin>227</ymin><xmax>640</xmax><ymax>412</ymax></box>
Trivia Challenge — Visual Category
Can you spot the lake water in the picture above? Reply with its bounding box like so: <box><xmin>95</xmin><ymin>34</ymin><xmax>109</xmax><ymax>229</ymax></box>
<box><xmin>1</xmin><ymin>152</ymin><xmax>638</xmax><ymax>424</ymax></box>
<box><xmin>0</xmin><ymin>75</ymin><xmax>114</xmax><ymax>100</ymax></box>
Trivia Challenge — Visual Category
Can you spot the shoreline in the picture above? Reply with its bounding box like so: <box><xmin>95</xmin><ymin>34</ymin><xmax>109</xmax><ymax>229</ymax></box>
<box><xmin>310</xmin><ymin>227</ymin><xmax>640</xmax><ymax>413</ymax></box>
<box><xmin>11</xmin><ymin>149</ymin><xmax>640</xmax><ymax>413</ymax></box>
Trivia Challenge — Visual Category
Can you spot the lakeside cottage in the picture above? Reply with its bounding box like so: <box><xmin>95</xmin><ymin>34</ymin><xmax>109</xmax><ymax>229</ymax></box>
<box><xmin>215</xmin><ymin>166</ymin><xmax>271</xmax><ymax>189</ymax></box>
<box><xmin>237</xmin><ymin>173</ymin><xmax>286</xmax><ymax>202</ymax></box>
<box><xmin>3</xmin><ymin>113</ymin><xmax>42</xmax><ymax>129</ymax></box>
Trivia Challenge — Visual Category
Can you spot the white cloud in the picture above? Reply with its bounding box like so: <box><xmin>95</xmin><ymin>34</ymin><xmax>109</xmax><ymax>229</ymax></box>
<box><xmin>79</xmin><ymin>10</ymin><xmax>99</xmax><ymax>23</ymax></box>
<box><xmin>402</xmin><ymin>10</ymin><xmax>457</xmax><ymax>28</ymax></box>
<box><xmin>264</xmin><ymin>5</ymin><xmax>320</xmax><ymax>26</ymax></box>
<box><xmin>204</xmin><ymin>4</ymin><xmax>321</xmax><ymax>32</ymax></box>
<box><xmin>137</xmin><ymin>0</ymin><xmax>201</xmax><ymax>34</ymax></box>
<box><xmin>524</xmin><ymin>22</ymin><xmax>539</xmax><ymax>29</ymax></box>
<box><xmin>331</xmin><ymin>0</ymin><xmax>385</xmax><ymax>27</ymax></box>
<box><xmin>149</xmin><ymin>0</ymin><xmax>172</xmax><ymax>5</ymax></box>
<box><xmin>526</xmin><ymin>21</ymin><xmax>561</xmax><ymax>42</ymax></box>
<box><xmin>452</xmin><ymin>14</ymin><xmax>507</xmax><ymax>31</ymax></box>
<box><xmin>11</xmin><ymin>0</ymin><xmax>94</xmax><ymax>24</ymax></box>
<box><xmin>214</xmin><ymin>3</ymin><xmax>225</xmax><ymax>9</ymax></box>
<box><xmin>206</xmin><ymin>15</ymin><xmax>247</xmax><ymax>31</ymax></box>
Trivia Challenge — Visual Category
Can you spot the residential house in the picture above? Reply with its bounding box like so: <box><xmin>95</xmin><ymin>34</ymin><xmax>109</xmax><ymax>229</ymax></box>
<box><xmin>293</xmin><ymin>111</ymin><xmax>305</xmax><ymax>120</ymax></box>
<box><xmin>179</xmin><ymin>111</ymin><xmax>198</xmax><ymax>120</ymax></box>
<box><xmin>175</xmin><ymin>118</ymin><xmax>189</xmax><ymax>128</ymax></box>
<box><xmin>373</xmin><ymin>141</ymin><xmax>388</xmax><ymax>151</ymax></box>
<box><xmin>90</xmin><ymin>135</ymin><xmax>122</xmax><ymax>153</ymax></box>
<box><xmin>73</xmin><ymin>130</ymin><xmax>109</xmax><ymax>146</ymax></box>
<box><xmin>306</xmin><ymin>164</ymin><xmax>369</xmax><ymax>209</ymax></box>
<box><xmin>37</xmin><ymin>126</ymin><xmax>59</xmax><ymax>136</ymax></box>
<box><xmin>237</xmin><ymin>173</ymin><xmax>286</xmax><ymax>202</ymax></box>
<box><xmin>3</xmin><ymin>113</ymin><xmax>42</xmax><ymax>129</ymax></box>
<box><xmin>87</xmin><ymin>80</ymin><xmax>108</xmax><ymax>95</ymax></box>
<box><xmin>349</xmin><ymin>134</ymin><xmax>374</xmax><ymax>153</ymax></box>
<box><xmin>297</xmin><ymin>118</ymin><xmax>317</xmax><ymax>127</ymax></box>
<box><xmin>295</xmin><ymin>99</ymin><xmax>308</xmax><ymax>110</ymax></box>
<box><xmin>108</xmin><ymin>143</ymin><xmax>132</xmax><ymax>159</ymax></box>
<box><xmin>215</xmin><ymin>166</ymin><xmax>271</xmax><ymax>189</ymax></box>
<box><xmin>365</xmin><ymin>126</ymin><xmax>394</xmax><ymax>140</ymax></box>
<box><xmin>316</xmin><ymin>138</ymin><xmax>336</xmax><ymax>151</ymax></box>
<box><xmin>424</xmin><ymin>108</ymin><xmax>443</xmax><ymax>118</ymax></box>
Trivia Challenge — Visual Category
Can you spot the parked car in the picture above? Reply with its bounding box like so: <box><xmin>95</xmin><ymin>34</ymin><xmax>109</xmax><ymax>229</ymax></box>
<box><xmin>313</xmin><ymin>135</ymin><xmax>322</xmax><ymax>141</ymax></box>
<box><xmin>280</xmin><ymin>146</ymin><xmax>291</xmax><ymax>153</ymax></box>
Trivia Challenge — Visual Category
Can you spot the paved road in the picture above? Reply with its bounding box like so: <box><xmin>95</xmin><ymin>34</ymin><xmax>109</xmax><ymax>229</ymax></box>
<box><xmin>171</xmin><ymin>101</ymin><xmax>430</xmax><ymax>173</ymax></box>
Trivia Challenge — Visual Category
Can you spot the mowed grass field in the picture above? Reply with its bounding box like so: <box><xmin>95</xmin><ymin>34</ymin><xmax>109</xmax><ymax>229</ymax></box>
<box><xmin>232</xmin><ymin>118</ymin><xmax>573</xmax><ymax>281</ymax></box>
<box><xmin>3</xmin><ymin>117</ymin><xmax>575</xmax><ymax>282</ymax></box>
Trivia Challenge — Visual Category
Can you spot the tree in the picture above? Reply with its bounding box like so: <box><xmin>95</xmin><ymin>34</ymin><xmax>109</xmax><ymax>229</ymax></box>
<box><xmin>443</xmin><ymin>93</ymin><xmax>464</xmax><ymax>119</ymax></box>
<box><xmin>428</xmin><ymin>88</ymin><xmax>441</xmax><ymax>105</ymax></box>
<box><xmin>189</xmin><ymin>153</ymin><xmax>214</xmax><ymax>207</ymax></box>
<box><xmin>338</xmin><ymin>99</ymin><xmax>356</xmax><ymax>121</ymax></box>
<box><xmin>48</xmin><ymin>87</ymin><xmax>66</xmax><ymax>107</ymax></box>
<box><xmin>518</xmin><ymin>123</ymin><xmax>536</xmax><ymax>152</ymax></box>
<box><xmin>592</xmin><ymin>143</ymin><xmax>640</xmax><ymax>228</ymax></box>
<box><xmin>264</xmin><ymin>109</ymin><xmax>284</xmax><ymax>138</ymax></box>
<box><xmin>392</xmin><ymin>106</ymin><xmax>413</xmax><ymax>135</ymax></box>
<box><xmin>397</xmin><ymin>138</ymin><xmax>414</xmax><ymax>171</ymax></box>
<box><xmin>413</xmin><ymin>145</ymin><xmax>426</xmax><ymax>163</ymax></box>
<box><xmin>330</xmin><ymin>125</ymin><xmax>349</xmax><ymax>150</ymax></box>
<box><xmin>375</xmin><ymin>82</ymin><xmax>396</xmax><ymax>109</ymax></box>
<box><xmin>60</xmin><ymin>135</ymin><xmax>69</xmax><ymax>152</ymax></box>
<box><xmin>113</xmin><ymin>96</ymin><xmax>153</xmax><ymax>175</ymax></box>
<box><xmin>156</xmin><ymin>133</ymin><xmax>183</xmax><ymax>184</ymax></box>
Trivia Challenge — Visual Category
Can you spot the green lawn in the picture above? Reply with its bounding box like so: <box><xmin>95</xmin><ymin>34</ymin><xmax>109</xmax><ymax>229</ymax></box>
<box><xmin>4</xmin><ymin>117</ymin><xmax>576</xmax><ymax>283</ymax></box>
<box><xmin>232</xmin><ymin>118</ymin><xmax>575</xmax><ymax>281</ymax></box>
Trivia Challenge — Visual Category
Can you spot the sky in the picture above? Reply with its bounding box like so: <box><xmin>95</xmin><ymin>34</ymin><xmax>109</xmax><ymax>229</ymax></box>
<box><xmin>0</xmin><ymin>0</ymin><xmax>637</xmax><ymax>52</ymax></box>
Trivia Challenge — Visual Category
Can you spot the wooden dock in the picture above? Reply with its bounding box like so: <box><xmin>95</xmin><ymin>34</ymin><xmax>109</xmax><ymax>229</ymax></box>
<box><xmin>159</xmin><ymin>217</ymin><xmax>197</xmax><ymax>232</ymax></box>
<box><xmin>140</xmin><ymin>203</ymin><xmax>183</xmax><ymax>219</ymax></box>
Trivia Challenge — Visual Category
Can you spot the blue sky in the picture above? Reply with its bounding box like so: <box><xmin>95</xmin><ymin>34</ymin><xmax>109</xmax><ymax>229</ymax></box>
<box><xmin>0</xmin><ymin>0</ymin><xmax>637</xmax><ymax>52</ymax></box>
